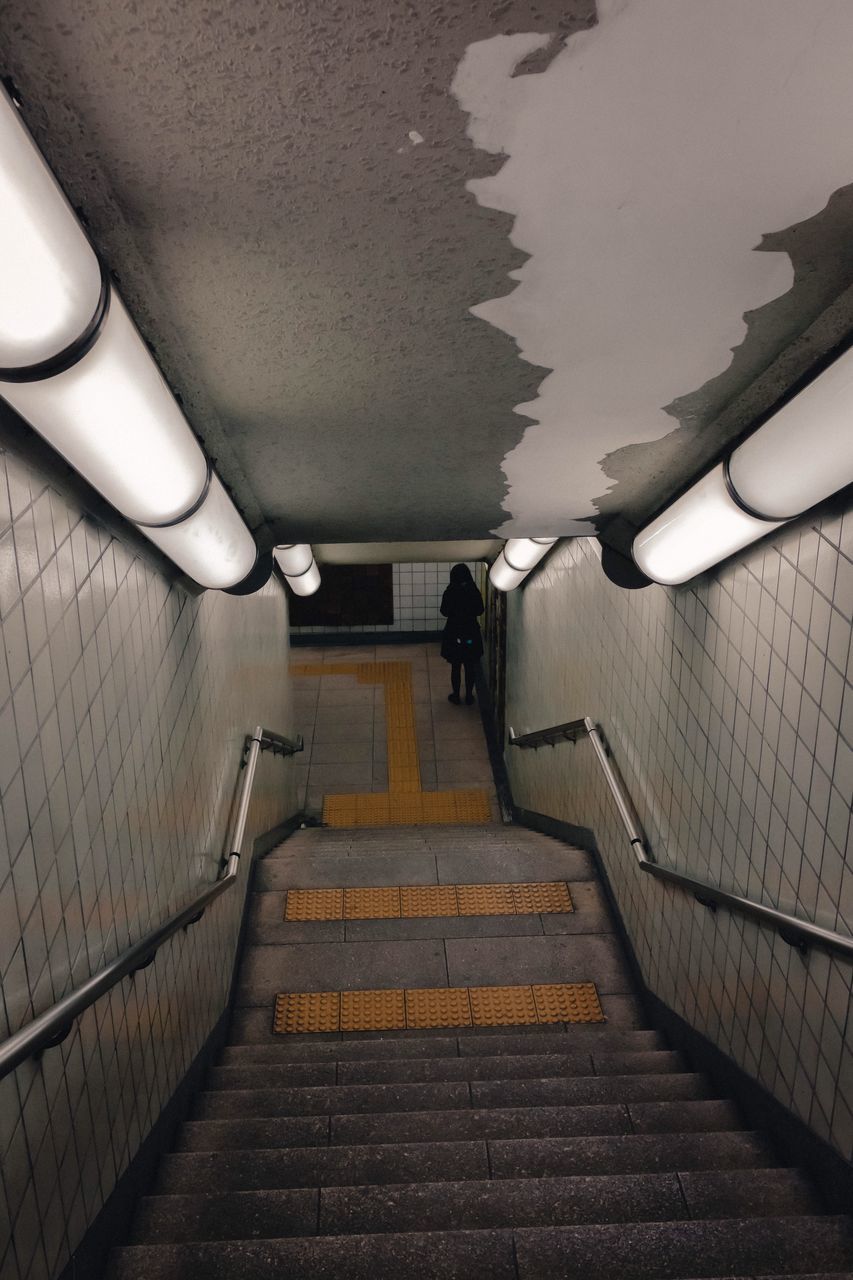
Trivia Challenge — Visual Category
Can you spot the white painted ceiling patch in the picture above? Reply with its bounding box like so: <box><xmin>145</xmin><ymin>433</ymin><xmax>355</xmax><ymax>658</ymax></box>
<box><xmin>451</xmin><ymin>0</ymin><xmax>853</xmax><ymax>536</ymax></box>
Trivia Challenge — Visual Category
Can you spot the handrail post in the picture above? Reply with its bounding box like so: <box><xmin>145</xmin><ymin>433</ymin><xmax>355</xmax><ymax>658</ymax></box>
<box><xmin>582</xmin><ymin>717</ymin><xmax>651</xmax><ymax>867</ymax></box>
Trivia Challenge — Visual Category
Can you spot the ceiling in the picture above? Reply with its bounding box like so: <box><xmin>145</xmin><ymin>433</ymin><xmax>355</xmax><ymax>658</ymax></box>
<box><xmin>3</xmin><ymin>0</ymin><xmax>853</xmax><ymax>549</ymax></box>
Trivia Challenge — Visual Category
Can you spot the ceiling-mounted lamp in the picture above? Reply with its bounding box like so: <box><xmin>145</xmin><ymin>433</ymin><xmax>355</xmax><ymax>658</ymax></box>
<box><xmin>0</xmin><ymin>83</ymin><xmax>262</xmax><ymax>593</ymax></box>
<box><xmin>632</xmin><ymin>343</ymin><xmax>853</xmax><ymax>586</ymax></box>
<box><xmin>0</xmin><ymin>81</ymin><xmax>104</xmax><ymax>372</ymax></box>
<box><xmin>489</xmin><ymin>537</ymin><xmax>558</xmax><ymax>592</ymax></box>
<box><xmin>274</xmin><ymin>545</ymin><xmax>321</xmax><ymax>596</ymax></box>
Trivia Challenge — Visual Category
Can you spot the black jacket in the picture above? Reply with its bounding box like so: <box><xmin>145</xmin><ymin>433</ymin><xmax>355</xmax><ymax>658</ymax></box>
<box><xmin>440</xmin><ymin>581</ymin><xmax>484</xmax><ymax>662</ymax></box>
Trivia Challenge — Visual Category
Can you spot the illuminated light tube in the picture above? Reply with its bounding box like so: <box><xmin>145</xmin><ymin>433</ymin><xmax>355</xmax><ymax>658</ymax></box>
<box><xmin>274</xmin><ymin>546</ymin><xmax>321</xmax><ymax>597</ymax></box>
<box><xmin>727</xmin><ymin>344</ymin><xmax>853</xmax><ymax>521</ymax></box>
<box><xmin>489</xmin><ymin>537</ymin><xmax>558</xmax><ymax>592</ymax></box>
<box><xmin>0</xmin><ymin>84</ymin><xmax>104</xmax><ymax>372</ymax></box>
<box><xmin>0</xmin><ymin>292</ymin><xmax>209</xmax><ymax>526</ymax></box>
<box><xmin>274</xmin><ymin>544</ymin><xmax>314</xmax><ymax>577</ymax></box>
<box><xmin>632</xmin><ymin>464</ymin><xmax>784</xmax><ymax>587</ymax></box>
<box><xmin>140</xmin><ymin>474</ymin><xmax>258</xmax><ymax>590</ymax></box>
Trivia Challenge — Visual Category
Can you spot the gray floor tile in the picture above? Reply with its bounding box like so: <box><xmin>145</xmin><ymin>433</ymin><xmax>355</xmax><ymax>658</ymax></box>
<box><xmin>236</xmin><ymin>938</ymin><xmax>448</xmax><ymax>1003</ymax></box>
<box><xmin>445</xmin><ymin>934</ymin><xmax>634</xmax><ymax>992</ymax></box>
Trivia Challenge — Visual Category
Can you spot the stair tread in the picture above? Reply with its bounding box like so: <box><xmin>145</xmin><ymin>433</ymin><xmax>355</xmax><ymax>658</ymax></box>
<box><xmin>218</xmin><ymin>1028</ymin><xmax>665</xmax><ymax>1063</ymax></box>
<box><xmin>106</xmin><ymin>1219</ymin><xmax>853</xmax><ymax>1280</ymax></box>
<box><xmin>512</xmin><ymin>1216</ymin><xmax>853</xmax><ymax>1278</ymax></box>
<box><xmin>209</xmin><ymin>1049</ymin><xmax>685</xmax><ymax>1090</ymax></box>
<box><xmin>132</xmin><ymin>1170</ymin><xmax>815</xmax><ymax>1243</ymax></box>
<box><xmin>193</xmin><ymin>1072</ymin><xmax>713</xmax><ymax>1119</ymax></box>
<box><xmin>177</xmin><ymin>1099</ymin><xmax>741</xmax><ymax>1151</ymax></box>
<box><xmin>157</xmin><ymin>1131</ymin><xmax>774</xmax><ymax>1193</ymax></box>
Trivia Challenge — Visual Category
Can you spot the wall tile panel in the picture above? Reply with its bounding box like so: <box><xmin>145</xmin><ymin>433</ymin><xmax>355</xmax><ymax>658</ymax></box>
<box><xmin>505</xmin><ymin>496</ymin><xmax>853</xmax><ymax>1161</ymax></box>
<box><xmin>0</xmin><ymin>446</ymin><xmax>297</xmax><ymax>1280</ymax></box>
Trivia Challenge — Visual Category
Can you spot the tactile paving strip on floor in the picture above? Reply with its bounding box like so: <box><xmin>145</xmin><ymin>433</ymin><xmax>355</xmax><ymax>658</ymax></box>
<box><xmin>273</xmin><ymin>982</ymin><xmax>604</xmax><ymax>1033</ymax></box>
<box><xmin>283</xmin><ymin>881</ymin><xmax>574</xmax><ymax>921</ymax></box>
<box><xmin>293</xmin><ymin>659</ymin><xmax>493</xmax><ymax>827</ymax></box>
<box><xmin>323</xmin><ymin>789</ymin><xmax>492</xmax><ymax>827</ymax></box>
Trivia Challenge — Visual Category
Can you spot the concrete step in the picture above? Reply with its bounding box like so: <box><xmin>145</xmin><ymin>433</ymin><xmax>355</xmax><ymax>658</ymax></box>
<box><xmin>107</xmin><ymin>1218</ymin><xmax>853</xmax><ymax>1280</ymax></box>
<box><xmin>330</xmin><ymin>1100</ymin><xmax>743</xmax><ymax>1147</ymax></box>
<box><xmin>228</xmin><ymin>994</ymin><xmax>649</xmax><ymax>1044</ymax></box>
<box><xmin>192</xmin><ymin>1072</ymin><xmax>712</xmax><ymax>1120</ymax></box>
<box><xmin>176</xmin><ymin>1099</ymin><xmax>741</xmax><ymax>1152</ymax></box>
<box><xmin>254</xmin><ymin>846</ymin><xmax>596</xmax><ymax>890</ymax></box>
<box><xmin>208</xmin><ymin>1050</ymin><xmax>685</xmax><ymax>1091</ymax></box>
<box><xmin>511</xmin><ymin>1216</ymin><xmax>853</xmax><ymax>1278</ymax></box>
<box><xmin>319</xmin><ymin>1166</ymin><xmax>813</xmax><ymax>1237</ymax></box>
<box><xmin>130</xmin><ymin>1169</ymin><xmax>815</xmax><ymax>1243</ymax></box>
<box><xmin>108</xmin><ymin>1228</ymin><xmax>518</xmax><ymax>1279</ymax></box>
<box><xmin>486</xmin><ymin>1131</ymin><xmax>775</xmax><ymax>1178</ymax></box>
<box><xmin>217</xmin><ymin>1028</ymin><xmax>666</xmax><ymax>1064</ymax></box>
<box><xmin>156</xmin><ymin>1130</ymin><xmax>773</xmax><ymax>1195</ymax></box>
<box><xmin>157</xmin><ymin>1139</ymin><xmax>490</xmax><ymax>1194</ymax></box>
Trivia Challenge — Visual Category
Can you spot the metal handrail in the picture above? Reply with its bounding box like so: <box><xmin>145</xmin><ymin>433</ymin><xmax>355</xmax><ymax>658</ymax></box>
<box><xmin>509</xmin><ymin>717</ymin><xmax>853</xmax><ymax>961</ymax></box>
<box><xmin>0</xmin><ymin>725</ymin><xmax>303</xmax><ymax>1081</ymax></box>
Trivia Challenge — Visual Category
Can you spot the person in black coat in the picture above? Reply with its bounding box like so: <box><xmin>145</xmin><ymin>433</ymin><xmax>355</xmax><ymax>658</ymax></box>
<box><xmin>440</xmin><ymin>563</ymin><xmax>485</xmax><ymax>705</ymax></box>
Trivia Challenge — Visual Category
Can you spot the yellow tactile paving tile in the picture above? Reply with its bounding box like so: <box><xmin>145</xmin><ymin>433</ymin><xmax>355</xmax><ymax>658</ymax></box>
<box><xmin>343</xmin><ymin>886</ymin><xmax>401</xmax><ymax>919</ymax></box>
<box><xmin>323</xmin><ymin>787</ymin><xmax>492</xmax><ymax>827</ymax></box>
<box><xmin>282</xmin><ymin>880</ymin><xmax>574</xmax><ymax>922</ymax></box>
<box><xmin>274</xmin><ymin>983</ymin><xmax>605</xmax><ymax>1034</ymax></box>
<box><xmin>533</xmin><ymin>982</ymin><xmax>605</xmax><ymax>1024</ymax></box>
<box><xmin>273</xmin><ymin>991</ymin><xmax>341</xmax><ymax>1034</ymax></box>
<box><xmin>456</xmin><ymin>883</ymin><xmax>516</xmax><ymax>916</ymax></box>
<box><xmin>405</xmin><ymin>987</ymin><xmax>472</xmax><ymax>1028</ymax></box>
<box><xmin>512</xmin><ymin>882</ymin><xmax>574</xmax><ymax>914</ymax></box>
<box><xmin>399</xmin><ymin>884</ymin><xmax>460</xmax><ymax>917</ymax></box>
<box><xmin>340</xmin><ymin>988</ymin><xmax>406</xmax><ymax>1031</ymax></box>
<box><xmin>284</xmin><ymin>888</ymin><xmax>344</xmax><ymax>922</ymax></box>
<box><xmin>469</xmin><ymin>984</ymin><xmax>538</xmax><ymax>1027</ymax></box>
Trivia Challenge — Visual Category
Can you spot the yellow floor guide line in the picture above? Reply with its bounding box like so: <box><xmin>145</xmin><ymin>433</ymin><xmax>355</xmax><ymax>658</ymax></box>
<box><xmin>290</xmin><ymin>659</ymin><xmax>491</xmax><ymax>827</ymax></box>
<box><xmin>284</xmin><ymin>881</ymin><xmax>574</xmax><ymax>922</ymax></box>
<box><xmin>273</xmin><ymin>982</ymin><xmax>604</xmax><ymax>1034</ymax></box>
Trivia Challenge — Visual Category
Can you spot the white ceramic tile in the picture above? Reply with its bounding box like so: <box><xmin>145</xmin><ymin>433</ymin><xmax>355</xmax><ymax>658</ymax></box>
<box><xmin>0</xmin><ymin>447</ymin><xmax>296</xmax><ymax>1276</ymax></box>
<box><xmin>505</xmin><ymin>498</ymin><xmax>853</xmax><ymax>1163</ymax></box>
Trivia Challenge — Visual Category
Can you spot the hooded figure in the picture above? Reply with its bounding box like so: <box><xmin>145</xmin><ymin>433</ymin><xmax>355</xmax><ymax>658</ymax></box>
<box><xmin>440</xmin><ymin>563</ymin><xmax>485</xmax><ymax>704</ymax></box>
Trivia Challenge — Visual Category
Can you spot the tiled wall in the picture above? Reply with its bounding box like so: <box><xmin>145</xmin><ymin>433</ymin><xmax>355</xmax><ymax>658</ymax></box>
<box><xmin>293</xmin><ymin>561</ymin><xmax>484</xmax><ymax>635</ymax></box>
<box><xmin>0</xmin><ymin>446</ymin><xmax>297</xmax><ymax>1280</ymax></box>
<box><xmin>505</xmin><ymin>497</ymin><xmax>853</xmax><ymax>1161</ymax></box>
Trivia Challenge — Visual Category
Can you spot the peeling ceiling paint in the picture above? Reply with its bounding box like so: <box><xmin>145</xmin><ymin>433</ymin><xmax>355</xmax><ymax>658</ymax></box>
<box><xmin>453</xmin><ymin>0</ymin><xmax>853</xmax><ymax>536</ymax></box>
<box><xmin>2</xmin><ymin>0</ymin><xmax>853</xmax><ymax>548</ymax></box>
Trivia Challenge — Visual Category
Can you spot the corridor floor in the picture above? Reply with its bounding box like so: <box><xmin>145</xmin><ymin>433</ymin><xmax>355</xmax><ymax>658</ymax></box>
<box><xmin>290</xmin><ymin>643</ymin><xmax>501</xmax><ymax>823</ymax></box>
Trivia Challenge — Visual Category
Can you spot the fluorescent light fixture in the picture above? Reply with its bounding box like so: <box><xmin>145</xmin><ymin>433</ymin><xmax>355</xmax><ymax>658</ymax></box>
<box><xmin>727</xmin><ymin>344</ymin><xmax>853</xmax><ymax>521</ymax></box>
<box><xmin>274</xmin><ymin>544</ymin><xmax>314</xmax><ymax>577</ymax></box>
<box><xmin>0</xmin><ymin>85</ymin><xmax>104</xmax><ymax>370</ymax></box>
<box><xmin>285</xmin><ymin>560</ymin><xmax>321</xmax><ymax>597</ymax></box>
<box><xmin>140</xmin><ymin>474</ymin><xmax>257</xmax><ymax>590</ymax></box>
<box><xmin>489</xmin><ymin>553</ymin><xmax>528</xmax><ymax>592</ymax></box>
<box><xmin>274</xmin><ymin>546</ymin><xmax>321</xmax><ymax>596</ymax></box>
<box><xmin>489</xmin><ymin>537</ymin><xmax>558</xmax><ymax>592</ymax></box>
<box><xmin>1</xmin><ymin>293</ymin><xmax>209</xmax><ymax>525</ymax></box>
<box><xmin>632</xmin><ymin>464</ymin><xmax>784</xmax><ymax>586</ymax></box>
<box><xmin>503</xmin><ymin>537</ymin><xmax>558</xmax><ymax>572</ymax></box>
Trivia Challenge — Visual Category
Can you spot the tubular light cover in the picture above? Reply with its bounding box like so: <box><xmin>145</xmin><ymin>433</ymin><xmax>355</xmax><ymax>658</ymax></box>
<box><xmin>489</xmin><ymin>552</ymin><xmax>529</xmax><ymax>592</ymax></box>
<box><xmin>727</xmin><ymin>344</ymin><xmax>853</xmax><ymax>520</ymax></box>
<box><xmin>632</xmin><ymin>464</ymin><xmax>783</xmax><ymax>586</ymax></box>
<box><xmin>504</xmin><ymin>537</ymin><xmax>558</xmax><ymax>572</ymax></box>
<box><xmin>274</xmin><ymin>544</ymin><xmax>314</xmax><ymax>577</ymax></box>
<box><xmin>0</xmin><ymin>293</ymin><xmax>209</xmax><ymax>525</ymax></box>
<box><xmin>140</xmin><ymin>473</ymin><xmax>257</xmax><ymax>590</ymax></box>
<box><xmin>283</xmin><ymin>559</ymin><xmax>321</xmax><ymax>597</ymax></box>
<box><xmin>0</xmin><ymin>85</ymin><xmax>103</xmax><ymax>369</ymax></box>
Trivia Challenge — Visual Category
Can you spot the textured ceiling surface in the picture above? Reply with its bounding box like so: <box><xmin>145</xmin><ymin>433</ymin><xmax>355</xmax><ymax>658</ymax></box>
<box><xmin>2</xmin><ymin>0</ymin><xmax>853</xmax><ymax>546</ymax></box>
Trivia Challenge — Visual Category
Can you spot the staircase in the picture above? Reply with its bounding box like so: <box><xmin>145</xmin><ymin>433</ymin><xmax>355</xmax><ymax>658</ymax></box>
<box><xmin>108</xmin><ymin>823</ymin><xmax>853</xmax><ymax>1279</ymax></box>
